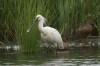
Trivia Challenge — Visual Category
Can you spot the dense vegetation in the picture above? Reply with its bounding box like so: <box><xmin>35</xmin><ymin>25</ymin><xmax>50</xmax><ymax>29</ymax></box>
<box><xmin>0</xmin><ymin>0</ymin><xmax>100</xmax><ymax>52</ymax></box>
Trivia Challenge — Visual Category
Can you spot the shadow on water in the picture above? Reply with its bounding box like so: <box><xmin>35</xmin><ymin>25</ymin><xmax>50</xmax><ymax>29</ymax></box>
<box><xmin>0</xmin><ymin>43</ymin><xmax>100</xmax><ymax>66</ymax></box>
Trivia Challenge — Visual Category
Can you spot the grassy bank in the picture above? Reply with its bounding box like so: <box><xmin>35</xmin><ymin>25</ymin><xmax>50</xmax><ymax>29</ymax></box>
<box><xmin>0</xmin><ymin>0</ymin><xmax>100</xmax><ymax>53</ymax></box>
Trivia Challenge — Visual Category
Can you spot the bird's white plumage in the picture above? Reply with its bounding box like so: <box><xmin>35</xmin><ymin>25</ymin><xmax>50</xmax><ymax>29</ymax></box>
<box><xmin>41</xmin><ymin>27</ymin><xmax>63</xmax><ymax>43</ymax></box>
<box><xmin>28</xmin><ymin>14</ymin><xmax>64</xmax><ymax>49</ymax></box>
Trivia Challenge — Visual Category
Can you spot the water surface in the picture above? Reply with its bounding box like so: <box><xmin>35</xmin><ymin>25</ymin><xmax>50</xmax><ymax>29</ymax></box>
<box><xmin>0</xmin><ymin>46</ymin><xmax>100</xmax><ymax>66</ymax></box>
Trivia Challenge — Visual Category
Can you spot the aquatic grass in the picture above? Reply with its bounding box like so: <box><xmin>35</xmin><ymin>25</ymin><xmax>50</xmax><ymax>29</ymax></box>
<box><xmin>0</xmin><ymin>0</ymin><xmax>16</xmax><ymax>42</ymax></box>
<box><xmin>54</xmin><ymin>0</ymin><xmax>85</xmax><ymax>40</ymax></box>
<box><xmin>0</xmin><ymin>0</ymin><xmax>40</xmax><ymax>52</ymax></box>
<box><xmin>0</xmin><ymin>0</ymin><xmax>100</xmax><ymax>53</ymax></box>
<box><xmin>55</xmin><ymin>0</ymin><xmax>100</xmax><ymax>40</ymax></box>
<box><xmin>13</xmin><ymin>0</ymin><xmax>40</xmax><ymax>53</ymax></box>
<box><xmin>13</xmin><ymin>0</ymin><xmax>58</xmax><ymax>53</ymax></box>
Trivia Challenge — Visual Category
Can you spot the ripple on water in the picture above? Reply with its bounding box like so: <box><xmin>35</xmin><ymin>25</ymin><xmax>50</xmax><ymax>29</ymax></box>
<box><xmin>42</xmin><ymin>59</ymin><xmax>77</xmax><ymax>66</ymax></box>
<box><xmin>28</xmin><ymin>60</ymin><xmax>37</xmax><ymax>63</ymax></box>
<box><xmin>0</xmin><ymin>61</ymin><xmax>2</xmax><ymax>62</ymax></box>
<box><xmin>2</xmin><ymin>62</ymin><xmax>15</xmax><ymax>65</ymax></box>
<box><xmin>97</xmin><ymin>55</ymin><xmax>100</xmax><ymax>58</ymax></box>
<box><xmin>0</xmin><ymin>43</ymin><xmax>100</xmax><ymax>66</ymax></box>
<box><xmin>44</xmin><ymin>63</ymin><xmax>77</xmax><ymax>66</ymax></box>
<box><xmin>80</xmin><ymin>64</ymin><xmax>100</xmax><ymax>66</ymax></box>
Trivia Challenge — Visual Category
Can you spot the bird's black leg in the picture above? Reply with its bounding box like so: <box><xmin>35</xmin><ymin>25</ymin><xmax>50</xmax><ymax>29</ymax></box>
<box><xmin>55</xmin><ymin>43</ymin><xmax>58</xmax><ymax>56</ymax></box>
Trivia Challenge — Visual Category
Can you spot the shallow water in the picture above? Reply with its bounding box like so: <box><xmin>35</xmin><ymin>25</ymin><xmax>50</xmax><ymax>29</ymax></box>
<box><xmin>0</xmin><ymin>46</ymin><xmax>100</xmax><ymax>66</ymax></box>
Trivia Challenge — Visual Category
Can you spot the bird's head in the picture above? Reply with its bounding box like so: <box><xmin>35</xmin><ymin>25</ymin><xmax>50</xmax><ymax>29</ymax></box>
<box><xmin>88</xmin><ymin>20</ymin><xmax>97</xmax><ymax>27</ymax></box>
<box><xmin>36</xmin><ymin>15</ymin><xmax>44</xmax><ymax>21</ymax></box>
<box><xmin>36</xmin><ymin>15</ymin><xmax>47</xmax><ymax>23</ymax></box>
<box><xmin>27</xmin><ymin>14</ymin><xmax>47</xmax><ymax>32</ymax></box>
<box><xmin>86</xmin><ymin>20</ymin><xmax>99</xmax><ymax>31</ymax></box>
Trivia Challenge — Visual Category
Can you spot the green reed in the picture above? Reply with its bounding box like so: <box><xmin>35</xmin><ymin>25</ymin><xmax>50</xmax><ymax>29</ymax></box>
<box><xmin>0</xmin><ymin>0</ymin><xmax>100</xmax><ymax>53</ymax></box>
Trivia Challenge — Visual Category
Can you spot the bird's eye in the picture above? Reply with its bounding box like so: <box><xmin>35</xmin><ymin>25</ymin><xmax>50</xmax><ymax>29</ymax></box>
<box><xmin>37</xmin><ymin>17</ymin><xmax>39</xmax><ymax>20</ymax></box>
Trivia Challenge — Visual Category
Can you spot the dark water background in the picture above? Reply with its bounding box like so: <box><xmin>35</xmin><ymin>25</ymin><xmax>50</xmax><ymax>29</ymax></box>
<box><xmin>0</xmin><ymin>45</ymin><xmax>100</xmax><ymax>66</ymax></box>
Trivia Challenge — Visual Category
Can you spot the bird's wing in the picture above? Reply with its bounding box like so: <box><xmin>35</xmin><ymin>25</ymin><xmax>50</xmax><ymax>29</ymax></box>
<box><xmin>43</xmin><ymin>26</ymin><xmax>60</xmax><ymax>35</ymax></box>
<box><xmin>45</xmin><ymin>27</ymin><xmax>63</xmax><ymax>43</ymax></box>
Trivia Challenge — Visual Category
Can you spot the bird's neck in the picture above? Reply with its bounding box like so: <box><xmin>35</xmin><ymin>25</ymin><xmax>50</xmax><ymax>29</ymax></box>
<box><xmin>38</xmin><ymin>20</ymin><xmax>44</xmax><ymax>32</ymax></box>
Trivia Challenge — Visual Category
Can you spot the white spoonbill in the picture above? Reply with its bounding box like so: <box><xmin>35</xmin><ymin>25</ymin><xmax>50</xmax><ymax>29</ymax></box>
<box><xmin>27</xmin><ymin>15</ymin><xmax>64</xmax><ymax>49</ymax></box>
